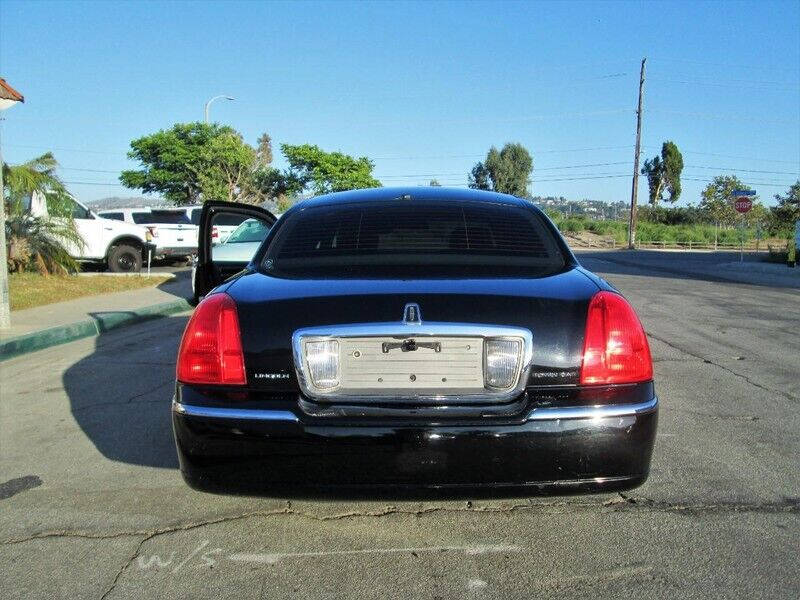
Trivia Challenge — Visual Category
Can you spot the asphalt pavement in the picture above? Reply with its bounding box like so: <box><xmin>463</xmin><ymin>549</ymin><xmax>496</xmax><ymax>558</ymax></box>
<box><xmin>1</xmin><ymin>254</ymin><xmax>798</xmax><ymax>599</ymax></box>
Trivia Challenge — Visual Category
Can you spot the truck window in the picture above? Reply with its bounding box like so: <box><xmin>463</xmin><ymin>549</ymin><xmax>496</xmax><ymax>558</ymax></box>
<box><xmin>71</xmin><ymin>201</ymin><xmax>93</xmax><ymax>220</ymax></box>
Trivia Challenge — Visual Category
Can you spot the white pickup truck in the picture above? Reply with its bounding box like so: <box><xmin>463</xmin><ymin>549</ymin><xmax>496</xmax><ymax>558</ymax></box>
<box><xmin>99</xmin><ymin>207</ymin><xmax>198</xmax><ymax>259</ymax></box>
<box><xmin>31</xmin><ymin>194</ymin><xmax>155</xmax><ymax>272</ymax></box>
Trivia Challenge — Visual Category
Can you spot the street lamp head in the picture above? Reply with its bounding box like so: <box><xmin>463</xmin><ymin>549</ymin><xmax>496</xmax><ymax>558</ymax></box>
<box><xmin>204</xmin><ymin>94</ymin><xmax>236</xmax><ymax>123</ymax></box>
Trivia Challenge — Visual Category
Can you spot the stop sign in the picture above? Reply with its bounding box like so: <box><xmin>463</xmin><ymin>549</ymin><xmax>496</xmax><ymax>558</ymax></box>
<box><xmin>734</xmin><ymin>198</ymin><xmax>753</xmax><ymax>213</ymax></box>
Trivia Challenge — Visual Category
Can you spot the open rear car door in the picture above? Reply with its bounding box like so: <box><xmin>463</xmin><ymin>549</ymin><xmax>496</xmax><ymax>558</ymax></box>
<box><xmin>193</xmin><ymin>201</ymin><xmax>277</xmax><ymax>300</ymax></box>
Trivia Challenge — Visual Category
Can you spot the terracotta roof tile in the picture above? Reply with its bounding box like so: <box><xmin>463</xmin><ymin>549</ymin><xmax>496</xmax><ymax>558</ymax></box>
<box><xmin>0</xmin><ymin>78</ymin><xmax>24</xmax><ymax>102</ymax></box>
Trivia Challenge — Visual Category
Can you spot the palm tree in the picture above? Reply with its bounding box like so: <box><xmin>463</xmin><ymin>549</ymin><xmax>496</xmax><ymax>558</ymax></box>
<box><xmin>3</xmin><ymin>152</ymin><xmax>82</xmax><ymax>274</ymax></box>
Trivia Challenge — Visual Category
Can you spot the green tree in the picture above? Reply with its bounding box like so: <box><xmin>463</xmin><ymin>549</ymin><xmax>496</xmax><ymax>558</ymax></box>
<box><xmin>468</xmin><ymin>162</ymin><xmax>491</xmax><ymax>190</ymax></box>
<box><xmin>700</xmin><ymin>175</ymin><xmax>756</xmax><ymax>247</ymax></box>
<box><xmin>770</xmin><ymin>180</ymin><xmax>800</xmax><ymax>234</ymax></box>
<box><xmin>249</xmin><ymin>167</ymin><xmax>305</xmax><ymax>210</ymax></box>
<box><xmin>280</xmin><ymin>144</ymin><xmax>381</xmax><ymax>195</ymax></box>
<box><xmin>3</xmin><ymin>153</ymin><xmax>82</xmax><ymax>274</ymax></box>
<box><xmin>120</xmin><ymin>122</ymin><xmax>257</xmax><ymax>204</ymax></box>
<box><xmin>641</xmin><ymin>141</ymin><xmax>683</xmax><ymax>204</ymax></box>
<box><xmin>468</xmin><ymin>143</ymin><xmax>533</xmax><ymax>196</ymax></box>
<box><xmin>255</xmin><ymin>133</ymin><xmax>273</xmax><ymax>168</ymax></box>
<box><xmin>429</xmin><ymin>179</ymin><xmax>441</xmax><ymax>187</ymax></box>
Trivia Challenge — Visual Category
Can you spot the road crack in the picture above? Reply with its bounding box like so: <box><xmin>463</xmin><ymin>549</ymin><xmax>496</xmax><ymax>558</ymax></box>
<box><xmin>100</xmin><ymin>533</ymin><xmax>155</xmax><ymax>600</ymax></box>
<box><xmin>646</xmin><ymin>331</ymin><xmax>797</xmax><ymax>402</ymax></box>
<box><xmin>4</xmin><ymin>497</ymin><xmax>798</xmax><ymax>548</ymax></box>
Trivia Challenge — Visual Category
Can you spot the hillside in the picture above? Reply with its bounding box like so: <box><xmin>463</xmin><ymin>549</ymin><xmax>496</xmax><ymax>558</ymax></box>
<box><xmin>86</xmin><ymin>196</ymin><xmax>166</xmax><ymax>210</ymax></box>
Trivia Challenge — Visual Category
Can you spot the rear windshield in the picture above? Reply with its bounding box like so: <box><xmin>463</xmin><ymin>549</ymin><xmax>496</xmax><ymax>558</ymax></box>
<box><xmin>263</xmin><ymin>200</ymin><xmax>566</xmax><ymax>278</ymax></box>
<box><xmin>132</xmin><ymin>210</ymin><xmax>191</xmax><ymax>225</ymax></box>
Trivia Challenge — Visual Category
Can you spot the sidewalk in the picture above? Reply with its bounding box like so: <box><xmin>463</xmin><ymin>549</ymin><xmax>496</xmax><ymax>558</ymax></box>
<box><xmin>0</xmin><ymin>272</ymin><xmax>193</xmax><ymax>360</ymax></box>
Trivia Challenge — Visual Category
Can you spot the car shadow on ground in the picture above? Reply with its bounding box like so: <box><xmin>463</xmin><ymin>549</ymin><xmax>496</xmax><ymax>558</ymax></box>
<box><xmin>62</xmin><ymin>315</ymin><xmax>190</xmax><ymax>470</ymax></box>
<box><xmin>155</xmin><ymin>267</ymin><xmax>193</xmax><ymax>298</ymax></box>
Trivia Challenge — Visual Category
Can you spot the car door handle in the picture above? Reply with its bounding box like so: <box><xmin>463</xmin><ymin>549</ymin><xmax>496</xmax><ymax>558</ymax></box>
<box><xmin>104</xmin><ymin>227</ymin><xmax>114</xmax><ymax>231</ymax></box>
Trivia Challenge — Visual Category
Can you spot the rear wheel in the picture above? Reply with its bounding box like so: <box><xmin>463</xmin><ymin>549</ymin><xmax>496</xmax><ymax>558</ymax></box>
<box><xmin>108</xmin><ymin>244</ymin><xmax>142</xmax><ymax>273</ymax></box>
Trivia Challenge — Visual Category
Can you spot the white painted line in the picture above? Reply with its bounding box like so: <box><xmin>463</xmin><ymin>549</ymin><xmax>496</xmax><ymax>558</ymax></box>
<box><xmin>228</xmin><ymin>544</ymin><xmax>523</xmax><ymax>565</ymax></box>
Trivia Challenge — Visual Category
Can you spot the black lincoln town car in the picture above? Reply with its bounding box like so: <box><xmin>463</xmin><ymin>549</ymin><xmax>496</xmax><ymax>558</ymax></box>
<box><xmin>173</xmin><ymin>187</ymin><xmax>657</xmax><ymax>493</ymax></box>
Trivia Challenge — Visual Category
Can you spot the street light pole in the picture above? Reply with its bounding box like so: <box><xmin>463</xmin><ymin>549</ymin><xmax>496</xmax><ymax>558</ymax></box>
<box><xmin>0</xmin><ymin>78</ymin><xmax>24</xmax><ymax>329</ymax></box>
<box><xmin>203</xmin><ymin>95</ymin><xmax>235</xmax><ymax>123</ymax></box>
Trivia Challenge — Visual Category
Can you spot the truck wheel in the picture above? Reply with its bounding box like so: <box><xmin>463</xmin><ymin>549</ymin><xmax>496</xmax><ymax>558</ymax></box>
<box><xmin>108</xmin><ymin>245</ymin><xmax>142</xmax><ymax>273</ymax></box>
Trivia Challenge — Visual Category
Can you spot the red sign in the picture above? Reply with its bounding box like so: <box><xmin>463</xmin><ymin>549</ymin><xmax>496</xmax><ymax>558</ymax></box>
<box><xmin>734</xmin><ymin>198</ymin><xmax>752</xmax><ymax>213</ymax></box>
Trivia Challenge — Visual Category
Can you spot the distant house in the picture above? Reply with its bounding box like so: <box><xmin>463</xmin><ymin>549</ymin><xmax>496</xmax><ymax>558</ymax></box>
<box><xmin>0</xmin><ymin>77</ymin><xmax>24</xmax><ymax>110</ymax></box>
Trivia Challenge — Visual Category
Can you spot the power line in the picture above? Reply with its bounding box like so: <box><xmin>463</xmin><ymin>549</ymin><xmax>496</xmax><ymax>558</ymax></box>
<box><xmin>648</xmin><ymin>75</ymin><xmax>799</xmax><ymax>91</ymax></box>
<box><xmin>373</xmin><ymin>146</ymin><xmax>634</xmax><ymax>160</ymax></box>
<box><xmin>680</xmin><ymin>177</ymin><xmax>792</xmax><ymax>188</ymax></box>
<box><xmin>642</xmin><ymin>147</ymin><xmax>800</xmax><ymax>164</ymax></box>
<box><xmin>376</xmin><ymin>162</ymin><xmax>631</xmax><ymax>178</ymax></box>
<box><xmin>359</xmin><ymin>108</ymin><xmax>632</xmax><ymax>128</ymax></box>
<box><xmin>59</xmin><ymin>173</ymin><xmax>796</xmax><ymax>189</ymax></box>
<box><xmin>649</xmin><ymin>108</ymin><xmax>799</xmax><ymax>125</ymax></box>
<box><xmin>17</xmin><ymin>142</ymin><xmax>797</xmax><ymax>168</ymax></box>
<box><xmin>3</xmin><ymin>143</ymin><xmax>125</xmax><ymax>155</ymax></box>
<box><xmin>62</xmin><ymin>180</ymin><xmax>128</xmax><ymax>186</ymax></box>
<box><xmin>59</xmin><ymin>166</ymin><xmax>121</xmax><ymax>173</ymax></box>
<box><xmin>650</xmin><ymin>56</ymin><xmax>800</xmax><ymax>74</ymax></box>
<box><xmin>59</xmin><ymin>160</ymin><xmax>800</xmax><ymax>180</ymax></box>
<box><xmin>684</xmin><ymin>165</ymin><xmax>799</xmax><ymax>176</ymax></box>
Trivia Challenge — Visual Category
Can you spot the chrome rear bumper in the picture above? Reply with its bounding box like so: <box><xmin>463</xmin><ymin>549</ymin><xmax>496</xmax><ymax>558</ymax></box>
<box><xmin>172</xmin><ymin>396</ymin><xmax>658</xmax><ymax>422</ymax></box>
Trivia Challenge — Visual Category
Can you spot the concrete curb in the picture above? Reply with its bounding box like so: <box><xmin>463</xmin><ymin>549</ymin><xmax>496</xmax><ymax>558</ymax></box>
<box><xmin>0</xmin><ymin>298</ymin><xmax>193</xmax><ymax>361</ymax></box>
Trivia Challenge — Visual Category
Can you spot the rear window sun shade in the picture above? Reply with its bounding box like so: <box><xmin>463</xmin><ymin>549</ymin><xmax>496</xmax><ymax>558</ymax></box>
<box><xmin>264</xmin><ymin>200</ymin><xmax>565</xmax><ymax>275</ymax></box>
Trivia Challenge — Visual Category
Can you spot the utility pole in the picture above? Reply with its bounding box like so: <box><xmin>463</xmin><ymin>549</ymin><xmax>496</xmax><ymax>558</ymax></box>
<box><xmin>627</xmin><ymin>58</ymin><xmax>646</xmax><ymax>250</ymax></box>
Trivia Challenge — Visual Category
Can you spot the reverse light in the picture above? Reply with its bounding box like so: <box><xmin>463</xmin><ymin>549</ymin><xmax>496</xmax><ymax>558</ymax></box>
<box><xmin>304</xmin><ymin>340</ymin><xmax>339</xmax><ymax>389</ymax></box>
<box><xmin>176</xmin><ymin>293</ymin><xmax>246</xmax><ymax>385</ymax></box>
<box><xmin>484</xmin><ymin>338</ymin><xmax>523</xmax><ymax>389</ymax></box>
<box><xmin>579</xmin><ymin>291</ymin><xmax>653</xmax><ymax>385</ymax></box>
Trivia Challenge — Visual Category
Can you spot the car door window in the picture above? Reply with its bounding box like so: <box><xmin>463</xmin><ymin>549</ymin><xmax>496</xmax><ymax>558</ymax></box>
<box><xmin>210</xmin><ymin>214</ymin><xmax>271</xmax><ymax>263</ymax></box>
<box><xmin>72</xmin><ymin>201</ymin><xmax>93</xmax><ymax>220</ymax></box>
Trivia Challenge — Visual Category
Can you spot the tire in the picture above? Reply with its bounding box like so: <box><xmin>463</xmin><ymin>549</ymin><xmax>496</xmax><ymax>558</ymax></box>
<box><xmin>107</xmin><ymin>244</ymin><xmax>142</xmax><ymax>273</ymax></box>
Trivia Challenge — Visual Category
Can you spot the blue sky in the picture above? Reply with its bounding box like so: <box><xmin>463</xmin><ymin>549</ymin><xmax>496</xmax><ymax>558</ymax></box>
<box><xmin>1</xmin><ymin>0</ymin><xmax>798</xmax><ymax>206</ymax></box>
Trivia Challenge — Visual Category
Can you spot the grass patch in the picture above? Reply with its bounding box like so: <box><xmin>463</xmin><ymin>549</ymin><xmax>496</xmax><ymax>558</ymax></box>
<box><xmin>550</xmin><ymin>215</ymin><xmax>775</xmax><ymax>246</ymax></box>
<box><xmin>9</xmin><ymin>273</ymin><xmax>172</xmax><ymax>311</ymax></box>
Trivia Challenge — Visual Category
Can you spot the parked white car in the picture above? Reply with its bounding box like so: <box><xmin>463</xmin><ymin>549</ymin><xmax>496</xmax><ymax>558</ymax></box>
<box><xmin>99</xmin><ymin>207</ymin><xmax>198</xmax><ymax>258</ymax></box>
<box><xmin>212</xmin><ymin>217</ymin><xmax>274</xmax><ymax>261</ymax></box>
<box><xmin>31</xmin><ymin>195</ymin><xmax>153</xmax><ymax>272</ymax></box>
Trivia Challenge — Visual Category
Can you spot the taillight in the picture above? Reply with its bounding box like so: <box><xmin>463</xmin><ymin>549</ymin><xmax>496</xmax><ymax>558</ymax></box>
<box><xmin>176</xmin><ymin>293</ymin><xmax>246</xmax><ymax>385</ymax></box>
<box><xmin>579</xmin><ymin>291</ymin><xmax>652</xmax><ymax>385</ymax></box>
<box><xmin>211</xmin><ymin>226</ymin><xmax>219</xmax><ymax>240</ymax></box>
